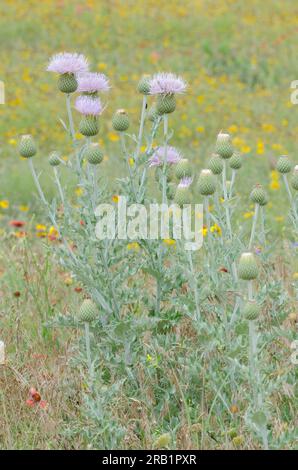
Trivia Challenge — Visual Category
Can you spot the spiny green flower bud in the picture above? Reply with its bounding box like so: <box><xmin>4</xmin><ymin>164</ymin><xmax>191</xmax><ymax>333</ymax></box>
<box><xmin>79</xmin><ymin>116</ymin><xmax>99</xmax><ymax>136</ymax></box>
<box><xmin>157</xmin><ymin>93</ymin><xmax>176</xmax><ymax>115</ymax></box>
<box><xmin>78</xmin><ymin>299</ymin><xmax>98</xmax><ymax>323</ymax></box>
<box><xmin>238</xmin><ymin>252</ymin><xmax>259</xmax><ymax>281</ymax></box>
<box><xmin>19</xmin><ymin>134</ymin><xmax>37</xmax><ymax>158</ymax></box>
<box><xmin>49</xmin><ymin>151</ymin><xmax>61</xmax><ymax>166</ymax></box>
<box><xmin>290</xmin><ymin>165</ymin><xmax>298</xmax><ymax>191</ymax></box>
<box><xmin>242</xmin><ymin>300</ymin><xmax>260</xmax><ymax>321</ymax></box>
<box><xmin>58</xmin><ymin>73</ymin><xmax>78</xmax><ymax>94</ymax></box>
<box><xmin>230</xmin><ymin>151</ymin><xmax>242</xmax><ymax>170</ymax></box>
<box><xmin>276</xmin><ymin>155</ymin><xmax>292</xmax><ymax>174</ymax></box>
<box><xmin>147</xmin><ymin>104</ymin><xmax>159</xmax><ymax>123</ymax></box>
<box><xmin>137</xmin><ymin>74</ymin><xmax>151</xmax><ymax>95</ymax></box>
<box><xmin>215</xmin><ymin>132</ymin><xmax>233</xmax><ymax>159</ymax></box>
<box><xmin>112</xmin><ymin>109</ymin><xmax>129</xmax><ymax>132</ymax></box>
<box><xmin>175</xmin><ymin>158</ymin><xmax>192</xmax><ymax>179</ymax></box>
<box><xmin>208</xmin><ymin>153</ymin><xmax>223</xmax><ymax>175</ymax></box>
<box><xmin>250</xmin><ymin>184</ymin><xmax>268</xmax><ymax>206</ymax></box>
<box><xmin>197</xmin><ymin>169</ymin><xmax>216</xmax><ymax>196</ymax></box>
<box><xmin>174</xmin><ymin>186</ymin><xmax>191</xmax><ymax>206</ymax></box>
<box><xmin>84</xmin><ymin>143</ymin><xmax>103</xmax><ymax>165</ymax></box>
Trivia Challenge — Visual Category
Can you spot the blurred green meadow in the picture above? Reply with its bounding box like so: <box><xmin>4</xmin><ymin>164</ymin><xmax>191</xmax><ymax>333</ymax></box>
<box><xmin>1</xmin><ymin>0</ymin><xmax>298</xmax><ymax>226</ymax></box>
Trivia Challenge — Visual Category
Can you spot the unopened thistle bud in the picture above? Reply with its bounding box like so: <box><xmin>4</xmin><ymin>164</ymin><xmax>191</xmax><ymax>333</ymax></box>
<box><xmin>238</xmin><ymin>252</ymin><xmax>259</xmax><ymax>280</ymax></box>
<box><xmin>197</xmin><ymin>169</ymin><xmax>216</xmax><ymax>196</ymax></box>
<box><xmin>84</xmin><ymin>143</ymin><xmax>103</xmax><ymax>165</ymax></box>
<box><xmin>174</xmin><ymin>186</ymin><xmax>191</xmax><ymax>206</ymax></box>
<box><xmin>174</xmin><ymin>177</ymin><xmax>192</xmax><ymax>206</ymax></box>
<box><xmin>78</xmin><ymin>299</ymin><xmax>98</xmax><ymax>323</ymax></box>
<box><xmin>242</xmin><ymin>300</ymin><xmax>260</xmax><ymax>321</ymax></box>
<box><xmin>215</xmin><ymin>132</ymin><xmax>233</xmax><ymax>159</ymax></box>
<box><xmin>230</xmin><ymin>151</ymin><xmax>242</xmax><ymax>170</ymax></box>
<box><xmin>208</xmin><ymin>153</ymin><xmax>223</xmax><ymax>175</ymax></box>
<box><xmin>112</xmin><ymin>109</ymin><xmax>129</xmax><ymax>132</ymax></box>
<box><xmin>175</xmin><ymin>158</ymin><xmax>192</xmax><ymax>179</ymax></box>
<box><xmin>49</xmin><ymin>151</ymin><xmax>61</xmax><ymax>166</ymax></box>
<box><xmin>276</xmin><ymin>155</ymin><xmax>292</xmax><ymax>174</ymax></box>
<box><xmin>137</xmin><ymin>75</ymin><xmax>151</xmax><ymax>95</ymax></box>
<box><xmin>156</xmin><ymin>94</ymin><xmax>176</xmax><ymax>115</ymax></box>
<box><xmin>79</xmin><ymin>116</ymin><xmax>99</xmax><ymax>136</ymax></box>
<box><xmin>290</xmin><ymin>165</ymin><xmax>298</xmax><ymax>191</ymax></box>
<box><xmin>58</xmin><ymin>72</ymin><xmax>78</xmax><ymax>93</ymax></box>
<box><xmin>250</xmin><ymin>184</ymin><xmax>268</xmax><ymax>206</ymax></box>
<box><xmin>19</xmin><ymin>135</ymin><xmax>37</xmax><ymax>158</ymax></box>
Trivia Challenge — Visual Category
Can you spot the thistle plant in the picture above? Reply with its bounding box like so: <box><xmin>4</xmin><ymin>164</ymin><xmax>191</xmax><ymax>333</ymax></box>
<box><xmin>238</xmin><ymin>252</ymin><xmax>269</xmax><ymax>450</ymax></box>
<box><xmin>249</xmin><ymin>184</ymin><xmax>268</xmax><ymax>249</ymax></box>
<box><xmin>16</xmin><ymin>51</ymin><xmax>297</xmax><ymax>450</ymax></box>
<box><xmin>277</xmin><ymin>156</ymin><xmax>298</xmax><ymax>229</ymax></box>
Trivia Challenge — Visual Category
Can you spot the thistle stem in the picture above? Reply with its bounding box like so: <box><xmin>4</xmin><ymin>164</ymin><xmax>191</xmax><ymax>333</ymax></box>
<box><xmin>84</xmin><ymin>322</ymin><xmax>92</xmax><ymax>382</ymax></box>
<box><xmin>66</xmin><ymin>94</ymin><xmax>80</xmax><ymax>172</ymax></box>
<box><xmin>247</xmin><ymin>281</ymin><xmax>269</xmax><ymax>450</ymax></box>
<box><xmin>120</xmin><ymin>133</ymin><xmax>137</xmax><ymax>200</ymax></box>
<box><xmin>187</xmin><ymin>249</ymin><xmax>201</xmax><ymax>321</ymax></box>
<box><xmin>222</xmin><ymin>160</ymin><xmax>232</xmax><ymax>238</ymax></box>
<box><xmin>136</xmin><ymin>95</ymin><xmax>147</xmax><ymax>159</ymax></box>
<box><xmin>162</xmin><ymin>115</ymin><xmax>168</xmax><ymax>205</ymax></box>
<box><xmin>260</xmin><ymin>206</ymin><xmax>266</xmax><ymax>246</ymax></box>
<box><xmin>283</xmin><ymin>174</ymin><xmax>298</xmax><ymax>219</ymax></box>
<box><xmin>249</xmin><ymin>203</ymin><xmax>259</xmax><ymax>250</ymax></box>
<box><xmin>229</xmin><ymin>169</ymin><xmax>236</xmax><ymax>199</ymax></box>
<box><xmin>53</xmin><ymin>167</ymin><xmax>65</xmax><ymax>207</ymax></box>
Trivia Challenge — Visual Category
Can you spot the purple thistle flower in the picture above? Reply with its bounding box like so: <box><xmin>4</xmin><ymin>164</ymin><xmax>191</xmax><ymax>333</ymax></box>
<box><xmin>77</xmin><ymin>72</ymin><xmax>110</xmax><ymax>93</ymax></box>
<box><xmin>75</xmin><ymin>95</ymin><xmax>103</xmax><ymax>116</ymax></box>
<box><xmin>149</xmin><ymin>73</ymin><xmax>187</xmax><ymax>95</ymax></box>
<box><xmin>178</xmin><ymin>177</ymin><xmax>193</xmax><ymax>188</ymax></box>
<box><xmin>47</xmin><ymin>52</ymin><xmax>89</xmax><ymax>74</ymax></box>
<box><xmin>149</xmin><ymin>146</ymin><xmax>182</xmax><ymax>167</ymax></box>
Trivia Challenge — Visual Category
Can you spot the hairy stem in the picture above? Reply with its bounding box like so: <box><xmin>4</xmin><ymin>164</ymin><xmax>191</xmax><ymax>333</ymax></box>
<box><xmin>249</xmin><ymin>203</ymin><xmax>259</xmax><ymax>250</ymax></box>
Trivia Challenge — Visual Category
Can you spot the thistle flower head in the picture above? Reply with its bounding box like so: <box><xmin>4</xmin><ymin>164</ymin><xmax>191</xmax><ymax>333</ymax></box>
<box><xmin>75</xmin><ymin>95</ymin><xmax>103</xmax><ymax>116</ymax></box>
<box><xmin>77</xmin><ymin>72</ymin><xmax>110</xmax><ymax>93</ymax></box>
<box><xmin>47</xmin><ymin>52</ymin><xmax>89</xmax><ymax>74</ymax></box>
<box><xmin>178</xmin><ymin>177</ymin><xmax>193</xmax><ymax>188</ymax></box>
<box><xmin>149</xmin><ymin>73</ymin><xmax>187</xmax><ymax>95</ymax></box>
<box><xmin>149</xmin><ymin>146</ymin><xmax>182</xmax><ymax>167</ymax></box>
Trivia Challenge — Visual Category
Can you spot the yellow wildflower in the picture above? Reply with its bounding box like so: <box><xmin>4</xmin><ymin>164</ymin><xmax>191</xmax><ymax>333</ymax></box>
<box><xmin>75</xmin><ymin>187</ymin><xmax>84</xmax><ymax>197</ymax></box>
<box><xmin>163</xmin><ymin>239</ymin><xmax>176</xmax><ymax>246</ymax></box>
<box><xmin>127</xmin><ymin>242</ymin><xmax>140</xmax><ymax>251</ymax></box>
<box><xmin>112</xmin><ymin>195</ymin><xmax>119</xmax><ymax>203</ymax></box>
<box><xmin>257</xmin><ymin>140</ymin><xmax>264</xmax><ymax>154</ymax></box>
<box><xmin>0</xmin><ymin>200</ymin><xmax>9</xmax><ymax>209</ymax></box>
<box><xmin>270</xmin><ymin>180</ymin><xmax>280</xmax><ymax>190</ymax></box>
<box><xmin>35</xmin><ymin>224</ymin><xmax>47</xmax><ymax>232</ymax></box>
<box><xmin>97</xmin><ymin>62</ymin><xmax>107</xmax><ymax>71</ymax></box>
<box><xmin>210</xmin><ymin>224</ymin><xmax>222</xmax><ymax>235</ymax></box>
<box><xmin>108</xmin><ymin>132</ymin><xmax>119</xmax><ymax>142</ymax></box>
<box><xmin>19</xmin><ymin>205</ymin><xmax>29</xmax><ymax>212</ymax></box>
<box><xmin>243</xmin><ymin>211</ymin><xmax>254</xmax><ymax>219</ymax></box>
